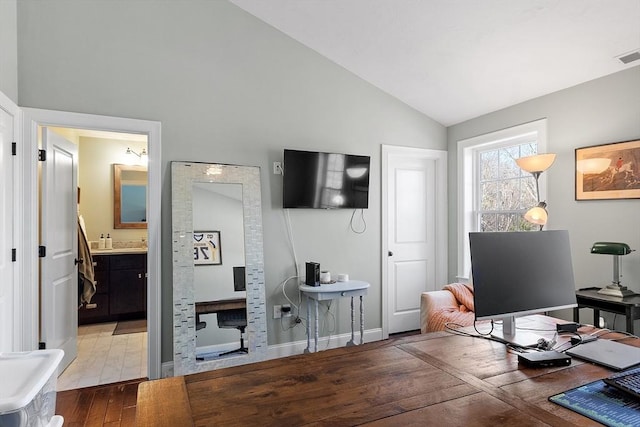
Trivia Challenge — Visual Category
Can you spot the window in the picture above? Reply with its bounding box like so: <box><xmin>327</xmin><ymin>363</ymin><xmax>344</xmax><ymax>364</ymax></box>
<box><xmin>476</xmin><ymin>141</ymin><xmax>538</xmax><ymax>232</ymax></box>
<box><xmin>457</xmin><ymin>119</ymin><xmax>548</xmax><ymax>279</ymax></box>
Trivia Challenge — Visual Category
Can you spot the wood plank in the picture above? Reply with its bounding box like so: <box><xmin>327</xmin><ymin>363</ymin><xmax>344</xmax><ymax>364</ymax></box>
<box><xmin>361</xmin><ymin>392</ymin><xmax>549</xmax><ymax>427</ymax></box>
<box><xmin>103</xmin><ymin>383</ymin><xmax>127</xmax><ymax>424</ymax></box>
<box><xmin>136</xmin><ymin>377</ymin><xmax>193</xmax><ymax>427</ymax></box>
<box><xmin>85</xmin><ymin>387</ymin><xmax>111</xmax><ymax>427</ymax></box>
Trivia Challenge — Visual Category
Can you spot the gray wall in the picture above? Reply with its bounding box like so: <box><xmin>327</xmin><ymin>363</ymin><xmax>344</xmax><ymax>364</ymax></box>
<box><xmin>17</xmin><ymin>1</ymin><xmax>446</xmax><ymax>362</ymax></box>
<box><xmin>448</xmin><ymin>66</ymin><xmax>640</xmax><ymax>328</ymax></box>
<box><xmin>0</xmin><ymin>0</ymin><xmax>18</xmax><ymax>102</ymax></box>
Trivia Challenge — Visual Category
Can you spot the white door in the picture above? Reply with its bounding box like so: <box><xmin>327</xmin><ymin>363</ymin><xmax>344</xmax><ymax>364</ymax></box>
<box><xmin>382</xmin><ymin>146</ymin><xmax>447</xmax><ymax>335</ymax></box>
<box><xmin>0</xmin><ymin>100</ymin><xmax>17</xmax><ymax>352</ymax></box>
<box><xmin>41</xmin><ymin>128</ymin><xmax>78</xmax><ymax>371</ymax></box>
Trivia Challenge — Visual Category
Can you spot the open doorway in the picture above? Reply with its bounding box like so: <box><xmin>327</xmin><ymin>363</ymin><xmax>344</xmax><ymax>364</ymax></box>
<box><xmin>20</xmin><ymin>108</ymin><xmax>161</xmax><ymax>385</ymax></box>
<box><xmin>49</xmin><ymin>127</ymin><xmax>149</xmax><ymax>390</ymax></box>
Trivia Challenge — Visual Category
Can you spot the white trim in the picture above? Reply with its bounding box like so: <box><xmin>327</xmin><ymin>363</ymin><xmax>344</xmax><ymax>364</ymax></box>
<box><xmin>456</xmin><ymin>119</ymin><xmax>548</xmax><ymax>279</ymax></box>
<box><xmin>0</xmin><ymin>90</ymin><xmax>21</xmax><ymax>352</ymax></box>
<box><xmin>21</xmin><ymin>108</ymin><xmax>162</xmax><ymax>380</ymax></box>
<box><xmin>381</xmin><ymin>145</ymin><xmax>447</xmax><ymax>339</ymax></box>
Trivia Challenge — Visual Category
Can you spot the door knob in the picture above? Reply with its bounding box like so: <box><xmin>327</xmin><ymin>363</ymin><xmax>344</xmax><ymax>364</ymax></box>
<box><xmin>388</xmin><ymin>251</ymin><xmax>393</xmax><ymax>256</ymax></box>
<box><xmin>74</xmin><ymin>258</ymin><xmax>83</xmax><ymax>265</ymax></box>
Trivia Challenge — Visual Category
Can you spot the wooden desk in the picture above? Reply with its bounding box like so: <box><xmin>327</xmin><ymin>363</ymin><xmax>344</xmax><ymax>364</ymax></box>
<box><xmin>137</xmin><ymin>315</ymin><xmax>636</xmax><ymax>426</ymax></box>
<box><xmin>195</xmin><ymin>298</ymin><xmax>246</xmax><ymax>315</ymax></box>
<box><xmin>574</xmin><ymin>288</ymin><xmax>640</xmax><ymax>334</ymax></box>
<box><xmin>299</xmin><ymin>280</ymin><xmax>370</xmax><ymax>353</ymax></box>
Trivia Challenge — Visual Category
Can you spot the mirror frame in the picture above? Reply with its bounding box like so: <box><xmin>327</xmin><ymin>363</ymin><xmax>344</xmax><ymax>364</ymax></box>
<box><xmin>113</xmin><ymin>163</ymin><xmax>148</xmax><ymax>229</ymax></box>
<box><xmin>171</xmin><ymin>161</ymin><xmax>267</xmax><ymax>374</ymax></box>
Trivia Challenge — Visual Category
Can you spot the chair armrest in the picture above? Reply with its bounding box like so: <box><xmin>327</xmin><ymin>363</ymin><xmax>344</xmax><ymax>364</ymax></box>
<box><xmin>420</xmin><ymin>290</ymin><xmax>458</xmax><ymax>333</ymax></box>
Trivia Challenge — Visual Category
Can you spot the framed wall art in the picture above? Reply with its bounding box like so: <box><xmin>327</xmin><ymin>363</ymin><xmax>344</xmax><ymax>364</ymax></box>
<box><xmin>575</xmin><ymin>139</ymin><xmax>640</xmax><ymax>200</ymax></box>
<box><xmin>193</xmin><ymin>230</ymin><xmax>222</xmax><ymax>265</ymax></box>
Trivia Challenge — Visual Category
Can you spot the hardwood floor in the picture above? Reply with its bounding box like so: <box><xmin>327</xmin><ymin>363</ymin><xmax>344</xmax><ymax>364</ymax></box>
<box><xmin>56</xmin><ymin>331</ymin><xmax>422</xmax><ymax>426</ymax></box>
<box><xmin>55</xmin><ymin>378</ymin><xmax>145</xmax><ymax>427</ymax></box>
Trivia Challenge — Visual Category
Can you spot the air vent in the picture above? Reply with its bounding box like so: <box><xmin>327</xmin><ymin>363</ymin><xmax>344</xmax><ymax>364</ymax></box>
<box><xmin>616</xmin><ymin>50</ymin><xmax>640</xmax><ymax>65</ymax></box>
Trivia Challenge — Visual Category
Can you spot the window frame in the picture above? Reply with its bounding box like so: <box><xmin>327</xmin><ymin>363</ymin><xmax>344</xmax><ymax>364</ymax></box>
<box><xmin>456</xmin><ymin>119</ymin><xmax>548</xmax><ymax>280</ymax></box>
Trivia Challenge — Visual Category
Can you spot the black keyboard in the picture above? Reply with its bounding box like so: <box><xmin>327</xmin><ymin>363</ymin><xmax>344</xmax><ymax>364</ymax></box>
<box><xmin>603</xmin><ymin>365</ymin><xmax>640</xmax><ymax>399</ymax></box>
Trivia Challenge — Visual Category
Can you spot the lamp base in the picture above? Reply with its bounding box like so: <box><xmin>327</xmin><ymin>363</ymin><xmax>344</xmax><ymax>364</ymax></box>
<box><xmin>597</xmin><ymin>284</ymin><xmax>635</xmax><ymax>298</ymax></box>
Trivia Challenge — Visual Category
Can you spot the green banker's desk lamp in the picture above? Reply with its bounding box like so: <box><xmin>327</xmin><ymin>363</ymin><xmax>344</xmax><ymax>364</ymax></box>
<box><xmin>592</xmin><ymin>242</ymin><xmax>636</xmax><ymax>297</ymax></box>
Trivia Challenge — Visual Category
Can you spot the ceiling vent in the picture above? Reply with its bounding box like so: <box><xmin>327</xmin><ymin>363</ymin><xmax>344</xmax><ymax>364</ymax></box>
<box><xmin>616</xmin><ymin>50</ymin><xmax>640</xmax><ymax>65</ymax></box>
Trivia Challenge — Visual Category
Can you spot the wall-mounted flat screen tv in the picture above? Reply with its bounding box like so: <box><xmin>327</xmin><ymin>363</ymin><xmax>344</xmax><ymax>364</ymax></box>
<box><xmin>283</xmin><ymin>149</ymin><xmax>370</xmax><ymax>209</ymax></box>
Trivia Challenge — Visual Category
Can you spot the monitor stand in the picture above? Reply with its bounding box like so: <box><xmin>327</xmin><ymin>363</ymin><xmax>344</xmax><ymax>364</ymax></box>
<box><xmin>490</xmin><ymin>316</ymin><xmax>545</xmax><ymax>348</ymax></box>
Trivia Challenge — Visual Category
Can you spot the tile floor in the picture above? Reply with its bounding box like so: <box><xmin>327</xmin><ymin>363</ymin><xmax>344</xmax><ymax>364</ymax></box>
<box><xmin>57</xmin><ymin>322</ymin><xmax>147</xmax><ymax>391</ymax></box>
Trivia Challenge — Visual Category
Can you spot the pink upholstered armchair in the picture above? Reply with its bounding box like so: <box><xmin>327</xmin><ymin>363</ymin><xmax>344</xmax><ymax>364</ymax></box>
<box><xmin>420</xmin><ymin>283</ymin><xmax>475</xmax><ymax>333</ymax></box>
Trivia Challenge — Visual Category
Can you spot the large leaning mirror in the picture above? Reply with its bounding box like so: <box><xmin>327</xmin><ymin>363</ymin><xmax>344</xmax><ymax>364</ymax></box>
<box><xmin>113</xmin><ymin>164</ymin><xmax>148</xmax><ymax>229</ymax></box>
<box><xmin>172</xmin><ymin>161</ymin><xmax>267</xmax><ymax>375</ymax></box>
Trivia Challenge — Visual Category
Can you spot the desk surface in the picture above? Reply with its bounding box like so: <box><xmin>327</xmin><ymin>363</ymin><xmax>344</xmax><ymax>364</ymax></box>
<box><xmin>195</xmin><ymin>298</ymin><xmax>246</xmax><ymax>315</ymax></box>
<box><xmin>137</xmin><ymin>314</ymin><xmax>633</xmax><ymax>426</ymax></box>
<box><xmin>299</xmin><ymin>280</ymin><xmax>370</xmax><ymax>293</ymax></box>
<box><xmin>577</xmin><ymin>288</ymin><xmax>640</xmax><ymax>306</ymax></box>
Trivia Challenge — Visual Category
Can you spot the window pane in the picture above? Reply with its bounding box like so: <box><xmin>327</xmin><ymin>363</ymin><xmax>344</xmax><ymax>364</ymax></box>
<box><xmin>476</xmin><ymin>136</ymin><xmax>541</xmax><ymax>233</ymax></box>
<box><xmin>480</xmin><ymin>213</ymin><xmax>497</xmax><ymax>232</ymax></box>
<box><xmin>481</xmin><ymin>182</ymin><xmax>498</xmax><ymax>210</ymax></box>
<box><xmin>481</xmin><ymin>150</ymin><xmax>499</xmax><ymax>180</ymax></box>
<box><xmin>499</xmin><ymin>179</ymin><xmax>521</xmax><ymax>210</ymax></box>
<box><xmin>500</xmin><ymin>147</ymin><xmax>521</xmax><ymax>179</ymax></box>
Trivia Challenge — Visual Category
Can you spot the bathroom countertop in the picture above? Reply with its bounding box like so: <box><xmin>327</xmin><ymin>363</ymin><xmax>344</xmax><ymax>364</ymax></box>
<box><xmin>91</xmin><ymin>248</ymin><xmax>147</xmax><ymax>255</ymax></box>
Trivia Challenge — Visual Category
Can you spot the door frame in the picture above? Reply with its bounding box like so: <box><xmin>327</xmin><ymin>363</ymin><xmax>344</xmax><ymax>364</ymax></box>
<box><xmin>20</xmin><ymin>108</ymin><xmax>162</xmax><ymax>380</ymax></box>
<box><xmin>381</xmin><ymin>145</ymin><xmax>447</xmax><ymax>339</ymax></box>
<box><xmin>0</xmin><ymin>90</ymin><xmax>21</xmax><ymax>352</ymax></box>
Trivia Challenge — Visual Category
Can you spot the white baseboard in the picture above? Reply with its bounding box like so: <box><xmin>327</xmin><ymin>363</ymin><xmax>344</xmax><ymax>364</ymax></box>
<box><xmin>160</xmin><ymin>327</ymin><xmax>384</xmax><ymax>378</ymax></box>
<box><xmin>266</xmin><ymin>328</ymin><xmax>384</xmax><ymax>360</ymax></box>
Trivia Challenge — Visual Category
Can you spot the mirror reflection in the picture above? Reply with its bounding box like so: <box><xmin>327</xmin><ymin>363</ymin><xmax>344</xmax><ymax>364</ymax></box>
<box><xmin>171</xmin><ymin>161</ymin><xmax>267</xmax><ymax>375</ymax></box>
<box><xmin>113</xmin><ymin>164</ymin><xmax>147</xmax><ymax>229</ymax></box>
<box><xmin>192</xmin><ymin>183</ymin><xmax>248</xmax><ymax>360</ymax></box>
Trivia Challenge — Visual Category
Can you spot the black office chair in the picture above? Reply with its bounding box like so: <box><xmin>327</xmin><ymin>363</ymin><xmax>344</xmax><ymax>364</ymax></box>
<box><xmin>218</xmin><ymin>266</ymin><xmax>248</xmax><ymax>356</ymax></box>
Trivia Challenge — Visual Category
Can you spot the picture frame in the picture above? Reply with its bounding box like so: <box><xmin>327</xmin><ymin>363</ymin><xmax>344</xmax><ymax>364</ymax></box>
<box><xmin>193</xmin><ymin>230</ymin><xmax>222</xmax><ymax>265</ymax></box>
<box><xmin>575</xmin><ymin>139</ymin><xmax>640</xmax><ymax>200</ymax></box>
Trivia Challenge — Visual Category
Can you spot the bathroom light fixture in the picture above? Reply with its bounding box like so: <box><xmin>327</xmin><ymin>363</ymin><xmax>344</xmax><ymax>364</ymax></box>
<box><xmin>515</xmin><ymin>153</ymin><xmax>556</xmax><ymax>230</ymax></box>
<box><xmin>126</xmin><ymin>147</ymin><xmax>148</xmax><ymax>165</ymax></box>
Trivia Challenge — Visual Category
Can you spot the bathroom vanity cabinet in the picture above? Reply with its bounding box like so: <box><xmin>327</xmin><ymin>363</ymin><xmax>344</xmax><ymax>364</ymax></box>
<box><xmin>78</xmin><ymin>252</ymin><xmax>147</xmax><ymax>325</ymax></box>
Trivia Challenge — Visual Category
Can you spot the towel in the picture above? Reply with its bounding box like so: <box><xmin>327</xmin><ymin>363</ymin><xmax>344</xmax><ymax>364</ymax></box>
<box><xmin>78</xmin><ymin>217</ymin><xmax>96</xmax><ymax>305</ymax></box>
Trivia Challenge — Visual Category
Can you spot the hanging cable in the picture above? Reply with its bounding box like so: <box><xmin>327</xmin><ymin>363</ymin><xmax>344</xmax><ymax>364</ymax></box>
<box><xmin>349</xmin><ymin>209</ymin><xmax>366</xmax><ymax>234</ymax></box>
<box><xmin>284</xmin><ymin>208</ymin><xmax>300</xmax><ymax>277</ymax></box>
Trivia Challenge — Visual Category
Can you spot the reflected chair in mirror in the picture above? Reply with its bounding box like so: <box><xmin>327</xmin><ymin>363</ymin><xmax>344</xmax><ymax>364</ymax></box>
<box><xmin>217</xmin><ymin>266</ymin><xmax>248</xmax><ymax>356</ymax></box>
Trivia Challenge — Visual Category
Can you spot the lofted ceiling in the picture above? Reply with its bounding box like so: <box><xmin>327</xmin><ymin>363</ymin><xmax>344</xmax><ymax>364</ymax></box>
<box><xmin>230</xmin><ymin>0</ymin><xmax>640</xmax><ymax>126</ymax></box>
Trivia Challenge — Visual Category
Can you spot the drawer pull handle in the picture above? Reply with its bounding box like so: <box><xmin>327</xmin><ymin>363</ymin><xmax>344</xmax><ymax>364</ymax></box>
<box><xmin>86</xmin><ymin>303</ymin><xmax>97</xmax><ymax>310</ymax></box>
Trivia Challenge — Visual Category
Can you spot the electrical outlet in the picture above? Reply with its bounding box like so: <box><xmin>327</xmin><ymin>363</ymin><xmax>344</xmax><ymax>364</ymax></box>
<box><xmin>273</xmin><ymin>305</ymin><xmax>282</xmax><ymax>319</ymax></box>
<box><xmin>281</xmin><ymin>304</ymin><xmax>292</xmax><ymax>318</ymax></box>
<box><xmin>273</xmin><ymin>162</ymin><xmax>283</xmax><ymax>175</ymax></box>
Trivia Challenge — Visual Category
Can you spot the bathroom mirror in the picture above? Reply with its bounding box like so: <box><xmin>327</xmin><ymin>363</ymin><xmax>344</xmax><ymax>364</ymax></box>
<box><xmin>172</xmin><ymin>162</ymin><xmax>267</xmax><ymax>375</ymax></box>
<box><xmin>113</xmin><ymin>164</ymin><xmax>147</xmax><ymax>229</ymax></box>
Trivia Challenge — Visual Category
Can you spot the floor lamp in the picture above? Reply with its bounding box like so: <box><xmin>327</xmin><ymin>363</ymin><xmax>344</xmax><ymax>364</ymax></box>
<box><xmin>515</xmin><ymin>153</ymin><xmax>556</xmax><ymax>230</ymax></box>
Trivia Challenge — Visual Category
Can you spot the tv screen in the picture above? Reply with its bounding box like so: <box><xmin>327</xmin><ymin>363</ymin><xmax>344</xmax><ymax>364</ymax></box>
<box><xmin>283</xmin><ymin>149</ymin><xmax>370</xmax><ymax>209</ymax></box>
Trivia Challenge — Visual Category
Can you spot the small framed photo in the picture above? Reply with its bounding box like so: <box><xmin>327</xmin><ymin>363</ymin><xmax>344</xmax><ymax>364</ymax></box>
<box><xmin>193</xmin><ymin>231</ymin><xmax>222</xmax><ymax>265</ymax></box>
<box><xmin>575</xmin><ymin>139</ymin><xmax>640</xmax><ymax>200</ymax></box>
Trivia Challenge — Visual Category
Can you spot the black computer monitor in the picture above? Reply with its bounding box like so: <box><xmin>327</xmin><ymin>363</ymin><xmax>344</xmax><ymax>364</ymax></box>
<box><xmin>469</xmin><ymin>230</ymin><xmax>577</xmax><ymax>347</ymax></box>
<box><xmin>233</xmin><ymin>266</ymin><xmax>246</xmax><ymax>292</ymax></box>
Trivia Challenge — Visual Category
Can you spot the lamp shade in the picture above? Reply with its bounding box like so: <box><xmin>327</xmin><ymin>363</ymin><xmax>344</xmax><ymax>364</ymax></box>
<box><xmin>516</xmin><ymin>153</ymin><xmax>556</xmax><ymax>173</ymax></box>
<box><xmin>524</xmin><ymin>202</ymin><xmax>548</xmax><ymax>226</ymax></box>
<box><xmin>591</xmin><ymin>242</ymin><xmax>633</xmax><ymax>256</ymax></box>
